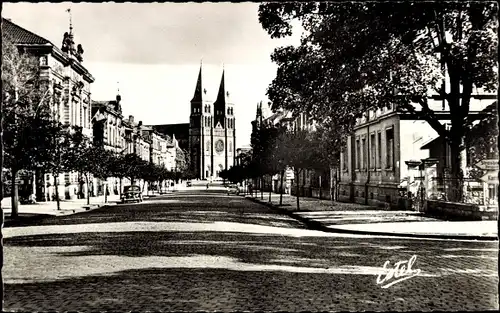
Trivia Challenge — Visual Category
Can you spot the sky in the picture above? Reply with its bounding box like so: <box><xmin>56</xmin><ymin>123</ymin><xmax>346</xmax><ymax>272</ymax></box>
<box><xmin>2</xmin><ymin>2</ymin><xmax>301</xmax><ymax>147</ymax></box>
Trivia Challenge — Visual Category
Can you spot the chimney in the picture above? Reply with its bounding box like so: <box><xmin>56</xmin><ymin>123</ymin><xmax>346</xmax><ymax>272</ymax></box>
<box><xmin>129</xmin><ymin>115</ymin><xmax>134</xmax><ymax>124</ymax></box>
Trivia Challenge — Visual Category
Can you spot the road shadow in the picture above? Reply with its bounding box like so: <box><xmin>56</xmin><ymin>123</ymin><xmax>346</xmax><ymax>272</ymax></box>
<box><xmin>4</xmin><ymin>261</ymin><xmax>498</xmax><ymax>312</ymax></box>
<box><xmin>3</xmin><ymin>195</ymin><xmax>305</xmax><ymax>229</ymax></box>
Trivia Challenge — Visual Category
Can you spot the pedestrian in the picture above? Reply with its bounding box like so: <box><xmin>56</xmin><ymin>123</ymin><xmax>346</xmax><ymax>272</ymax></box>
<box><xmin>206</xmin><ymin>182</ymin><xmax>209</xmax><ymax>190</ymax></box>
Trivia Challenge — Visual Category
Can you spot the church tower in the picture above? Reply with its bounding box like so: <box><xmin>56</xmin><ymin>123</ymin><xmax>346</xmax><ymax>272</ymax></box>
<box><xmin>188</xmin><ymin>64</ymin><xmax>236</xmax><ymax>180</ymax></box>
<box><xmin>188</xmin><ymin>63</ymin><xmax>214</xmax><ymax>179</ymax></box>
<box><xmin>213</xmin><ymin>68</ymin><xmax>236</xmax><ymax>176</ymax></box>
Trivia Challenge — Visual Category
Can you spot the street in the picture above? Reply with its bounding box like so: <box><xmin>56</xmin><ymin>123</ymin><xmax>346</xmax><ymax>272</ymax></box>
<box><xmin>3</xmin><ymin>185</ymin><xmax>499</xmax><ymax>312</ymax></box>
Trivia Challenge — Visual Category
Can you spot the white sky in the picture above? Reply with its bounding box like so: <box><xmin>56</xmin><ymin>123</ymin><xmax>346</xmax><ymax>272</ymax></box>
<box><xmin>3</xmin><ymin>2</ymin><xmax>301</xmax><ymax>147</ymax></box>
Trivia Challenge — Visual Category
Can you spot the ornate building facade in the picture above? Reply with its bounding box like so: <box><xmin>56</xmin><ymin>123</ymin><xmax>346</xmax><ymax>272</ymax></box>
<box><xmin>152</xmin><ymin>65</ymin><xmax>236</xmax><ymax>180</ymax></box>
<box><xmin>189</xmin><ymin>66</ymin><xmax>236</xmax><ymax>179</ymax></box>
<box><xmin>3</xmin><ymin>17</ymin><xmax>95</xmax><ymax>201</ymax></box>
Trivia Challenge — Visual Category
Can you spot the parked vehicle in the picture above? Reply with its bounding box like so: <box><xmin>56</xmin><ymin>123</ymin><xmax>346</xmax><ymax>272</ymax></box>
<box><xmin>226</xmin><ymin>184</ymin><xmax>240</xmax><ymax>195</ymax></box>
<box><xmin>121</xmin><ymin>185</ymin><xmax>143</xmax><ymax>203</ymax></box>
<box><xmin>186</xmin><ymin>181</ymin><xmax>192</xmax><ymax>187</ymax></box>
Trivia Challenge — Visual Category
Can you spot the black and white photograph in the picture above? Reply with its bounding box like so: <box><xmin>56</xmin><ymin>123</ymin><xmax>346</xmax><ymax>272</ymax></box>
<box><xmin>0</xmin><ymin>1</ymin><xmax>498</xmax><ymax>312</ymax></box>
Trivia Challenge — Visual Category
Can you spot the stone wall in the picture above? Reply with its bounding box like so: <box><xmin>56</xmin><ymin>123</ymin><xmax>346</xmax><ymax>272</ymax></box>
<box><xmin>426</xmin><ymin>200</ymin><xmax>498</xmax><ymax>221</ymax></box>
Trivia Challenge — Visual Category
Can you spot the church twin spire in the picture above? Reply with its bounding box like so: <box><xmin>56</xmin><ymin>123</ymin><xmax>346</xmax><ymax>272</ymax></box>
<box><xmin>191</xmin><ymin>61</ymin><xmax>230</xmax><ymax>107</ymax></box>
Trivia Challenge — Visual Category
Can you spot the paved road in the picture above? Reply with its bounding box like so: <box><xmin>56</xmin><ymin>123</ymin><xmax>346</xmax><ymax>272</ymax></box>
<box><xmin>2</xmin><ymin>188</ymin><xmax>498</xmax><ymax>312</ymax></box>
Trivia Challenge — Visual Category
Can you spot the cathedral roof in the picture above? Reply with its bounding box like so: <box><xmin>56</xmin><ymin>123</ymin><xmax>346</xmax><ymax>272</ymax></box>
<box><xmin>191</xmin><ymin>65</ymin><xmax>203</xmax><ymax>103</ymax></box>
<box><xmin>214</xmin><ymin>69</ymin><xmax>231</xmax><ymax>107</ymax></box>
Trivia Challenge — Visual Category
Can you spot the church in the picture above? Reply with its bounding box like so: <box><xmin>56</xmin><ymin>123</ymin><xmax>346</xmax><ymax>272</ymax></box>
<box><xmin>151</xmin><ymin>65</ymin><xmax>236</xmax><ymax>180</ymax></box>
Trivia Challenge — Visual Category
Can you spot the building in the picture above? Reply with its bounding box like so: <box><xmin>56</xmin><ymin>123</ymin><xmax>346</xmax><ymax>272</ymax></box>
<box><xmin>339</xmin><ymin>95</ymin><xmax>496</xmax><ymax>209</ymax></box>
<box><xmin>151</xmin><ymin>65</ymin><xmax>236</xmax><ymax>180</ymax></box>
<box><xmin>91</xmin><ymin>92</ymin><xmax>126</xmax><ymax>154</ymax></box>
<box><xmin>91</xmin><ymin>92</ymin><xmax>126</xmax><ymax>195</ymax></box>
<box><xmin>164</xmin><ymin>135</ymin><xmax>179</xmax><ymax>172</ymax></box>
<box><xmin>2</xmin><ymin>17</ymin><xmax>95</xmax><ymax>201</ymax></box>
<box><xmin>235</xmin><ymin>146</ymin><xmax>252</xmax><ymax>166</ymax></box>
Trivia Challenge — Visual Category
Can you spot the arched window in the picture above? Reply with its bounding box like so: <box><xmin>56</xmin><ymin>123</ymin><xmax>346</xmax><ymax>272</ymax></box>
<box><xmin>206</xmin><ymin>141</ymin><xmax>210</xmax><ymax>151</ymax></box>
<box><xmin>229</xmin><ymin>142</ymin><xmax>232</xmax><ymax>152</ymax></box>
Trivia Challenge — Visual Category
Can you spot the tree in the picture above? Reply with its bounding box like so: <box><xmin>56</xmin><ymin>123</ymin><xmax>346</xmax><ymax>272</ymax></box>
<box><xmin>67</xmin><ymin>135</ymin><xmax>97</xmax><ymax>205</ymax></box>
<box><xmin>465</xmin><ymin>102</ymin><xmax>498</xmax><ymax>180</ymax></box>
<box><xmin>259</xmin><ymin>2</ymin><xmax>498</xmax><ymax>201</ymax></box>
<box><xmin>122</xmin><ymin>153</ymin><xmax>147</xmax><ymax>188</ymax></box>
<box><xmin>310</xmin><ymin>121</ymin><xmax>347</xmax><ymax>203</ymax></box>
<box><xmin>251</xmin><ymin>123</ymin><xmax>284</xmax><ymax>201</ymax></box>
<box><xmin>2</xmin><ymin>34</ymin><xmax>55</xmax><ymax>217</ymax></box>
<box><xmin>140</xmin><ymin>162</ymin><xmax>162</xmax><ymax>195</ymax></box>
<box><xmin>89</xmin><ymin>145</ymin><xmax>117</xmax><ymax>204</ymax></box>
<box><xmin>281</xmin><ymin>129</ymin><xmax>323</xmax><ymax>211</ymax></box>
<box><xmin>156</xmin><ymin>166</ymin><xmax>172</xmax><ymax>194</ymax></box>
<box><xmin>175</xmin><ymin>147</ymin><xmax>190</xmax><ymax>181</ymax></box>
<box><xmin>110</xmin><ymin>154</ymin><xmax>128</xmax><ymax>197</ymax></box>
<box><xmin>40</xmin><ymin>124</ymin><xmax>82</xmax><ymax>211</ymax></box>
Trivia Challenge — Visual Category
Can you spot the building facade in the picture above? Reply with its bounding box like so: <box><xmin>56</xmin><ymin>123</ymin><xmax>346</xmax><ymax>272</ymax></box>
<box><xmin>3</xmin><ymin>18</ymin><xmax>96</xmax><ymax>201</ymax></box>
<box><xmin>188</xmin><ymin>66</ymin><xmax>237</xmax><ymax>179</ymax></box>
<box><xmin>150</xmin><ymin>66</ymin><xmax>236</xmax><ymax>180</ymax></box>
<box><xmin>339</xmin><ymin>95</ymin><xmax>496</xmax><ymax>209</ymax></box>
<box><xmin>91</xmin><ymin>93</ymin><xmax>126</xmax><ymax>154</ymax></box>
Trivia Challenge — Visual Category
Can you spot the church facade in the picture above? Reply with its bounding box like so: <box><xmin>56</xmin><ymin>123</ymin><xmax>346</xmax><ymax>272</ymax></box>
<box><xmin>152</xmin><ymin>65</ymin><xmax>236</xmax><ymax>180</ymax></box>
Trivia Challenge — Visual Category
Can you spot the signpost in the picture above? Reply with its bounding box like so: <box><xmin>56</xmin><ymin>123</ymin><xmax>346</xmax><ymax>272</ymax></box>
<box><xmin>475</xmin><ymin>159</ymin><xmax>499</xmax><ymax>171</ymax></box>
<box><xmin>480</xmin><ymin>172</ymin><xmax>498</xmax><ymax>184</ymax></box>
<box><xmin>476</xmin><ymin>159</ymin><xmax>499</xmax><ymax>206</ymax></box>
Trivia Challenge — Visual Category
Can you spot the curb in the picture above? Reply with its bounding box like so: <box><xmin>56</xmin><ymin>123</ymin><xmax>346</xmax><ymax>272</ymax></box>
<box><xmin>3</xmin><ymin>202</ymin><xmax>118</xmax><ymax>227</ymax></box>
<box><xmin>245</xmin><ymin>197</ymin><xmax>499</xmax><ymax>241</ymax></box>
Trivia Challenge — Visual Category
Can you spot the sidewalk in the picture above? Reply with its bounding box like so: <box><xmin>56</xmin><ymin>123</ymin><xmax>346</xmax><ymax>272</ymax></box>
<box><xmin>245</xmin><ymin>190</ymin><xmax>498</xmax><ymax>240</ymax></box>
<box><xmin>1</xmin><ymin>194</ymin><xmax>121</xmax><ymax>218</ymax></box>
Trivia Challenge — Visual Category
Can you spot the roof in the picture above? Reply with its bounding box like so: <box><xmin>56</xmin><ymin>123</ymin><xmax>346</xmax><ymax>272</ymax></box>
<box><xmin>420</xmin><ymin>136</ymin><xmax>442</xmax><ymax>150</ymax></box>
<box><xmin>191</xmin><ymin>65</ymin><xmax>204</xmax><ymax>103</ymax></box>
<box><xmin>2</xmin><ymin>18</ymin><xmax>50</xmax><ymax>45</ymax></box>
<box><xmin>214</xmin><ymin>69</ymin><xmax>231</xmax><ymax>108</ymax></box>
<box><xmin>150</xmin><ymin>123</ymin><xmax>189</xmax><ymax>140</ymax></box>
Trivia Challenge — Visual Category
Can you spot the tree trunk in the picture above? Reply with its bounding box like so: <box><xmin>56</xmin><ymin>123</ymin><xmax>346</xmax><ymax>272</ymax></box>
<box><xmin>260</xmin><ymin>177</ymin><xmax>263</xmax><ymax>200</ymax></box>
<box><xmin>331</xmin><ymin>166</ymin><xmax>337</xmax><ymax>205</ymax></box>
<box><xmin>85</xmin><ymin>174</ymin><xmax>90</xmax><ymax>205</ymax></box>
<box><xmin>269</xmin><ymin>175</ymin><xmax>272</xmax><ymax>203</ymax></box>
<box><xmin>449</xmin><ymin>139</ymin><xmax>465</xmax><ymax>202</ymax></box>
<box><xmin>54</xmin><ymin>174</ymin><xmax>60</xmax><ymax>211</ymax></box>
<box><xmin>10</xmin><ymin>168</ymin><xmax>19</xmax><ymax>219</ymax></box>
<box><xmin>279</xmin><ymin>170</ymin><xmax>285</xmax><ymax>206</ymax></box>
<box><xmin>104</xmin><ymin>178</ymin><xmax>108</xmax><ymax>203</ymax></box>
<box><xmin>295</xmin><ymin>169</ymin><xmax>300</xmax><ymax>211</ymax></box>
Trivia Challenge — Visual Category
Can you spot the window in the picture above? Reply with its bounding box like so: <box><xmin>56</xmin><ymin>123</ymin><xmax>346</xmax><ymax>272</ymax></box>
<box><xmin>342</xmin><ymin>148</ymin><xmax>348</xmax><ymax>172</ymax></box>
<box><xmin>377</xmin><ymin>132</ymin><xmax>382</xmax><ymax>169</ymax></box>
<box><xmin>206</xmin><ymin>141</ymin><xmax>210</xmax><ymax>151</ymax></box>
<box><xmin>355</xmin><ymin>138</ymin><xmax>360</xmax><ymax>170</ymax></box>
<box><xmin>386</xmin><ymin>127</ymin><xmax>394</xmax><ymax>169</ymax></box>
<box><xmin>361</xmin><ymin>137</ymin><xmax>367</xmax><ymax>170</ymax></box>
<box><xmin>370</xmin><ymin>133</ymin><xmax>376</xmax><ymax>169</ymax></box>
<box><xmin>229</xmin><ymin>142</ymin><xmax>232</xmax><ymax>152</ymax></box>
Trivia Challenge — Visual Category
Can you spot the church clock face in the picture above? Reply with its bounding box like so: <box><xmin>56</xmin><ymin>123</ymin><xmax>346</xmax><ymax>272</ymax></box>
<box><xmin>215</xmin><ymin>139</ymin><xmax>224</xmax><ymax>154</ymax></box>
